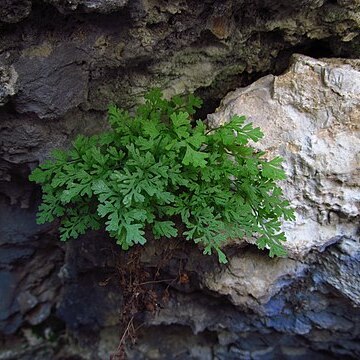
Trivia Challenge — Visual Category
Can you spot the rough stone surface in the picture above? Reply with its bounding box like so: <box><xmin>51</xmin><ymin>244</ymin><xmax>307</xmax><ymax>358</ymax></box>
<box><xmin>14</xmin><ymin>45</ymin><xmax>89</xmax><ymax>119</ymax></box>
<box><xmin>0</xmin><ymin>66</ymin><xmax>18</xmax><ymax>105</ymax></box>
<box><xmin>1</xmin><ymin>0</ymin><xmax>360</xmax><ymax>359</ymax></box>
<box><xmin>209</xmin><ymin>54</ymin><xmax>360</xmax><ymax>258</ymax></box>
<box><xmin>46</xmin><ymin>0</ymin><xmax>129</xmax><ymax>13</ymax></box>
<box><xmin>0</xmin><ymin>0</ymin><xmax>32</xmax><ymax>23</ymax></box>
<box><xmin>56</xmin><ymin>233</ymin><xmax>123</xmax><ymax>333</ymax></box>
<box><xmin>1</xmin><ymin>0</ymin><xmax>360</xmax><ymax>113</ymax></box>
<box><xmin>202</xmin><ymin>250</ymin><xmax>308</xmax><ymax>313</ymax></box>
<box><xmin>316</xmin><ymin>237</ymin><xmax>360</xmax><ymax>305</ymax></box>
<box><xmin>136</xmin><ymin>55</ymin><xmax>360</xmax><ymax>359</ymax></box>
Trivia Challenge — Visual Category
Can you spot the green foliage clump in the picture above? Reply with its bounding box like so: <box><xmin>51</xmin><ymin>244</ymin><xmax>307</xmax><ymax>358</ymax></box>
<box><xmin>29</xmin><ymin>89</ymin><xmax>294</xmax><ymax>263</ymax></box>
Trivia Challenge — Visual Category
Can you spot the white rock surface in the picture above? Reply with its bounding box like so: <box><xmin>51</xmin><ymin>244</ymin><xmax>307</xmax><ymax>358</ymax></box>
<box><xmin>202</xmin><ymin>250</ymin><xmax>307</xmax><ymax>313</ymax></box>
<box><xmin>208</xmin><ymin>54</ymin><xmax>360</xmax><ymax>259</ymax></box>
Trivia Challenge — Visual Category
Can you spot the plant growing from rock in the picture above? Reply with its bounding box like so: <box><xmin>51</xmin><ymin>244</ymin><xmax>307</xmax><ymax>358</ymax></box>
<box><xmin>29</xmin><ymin>89</ymin><xmax>294</xmax><ymax>263</ymax></box>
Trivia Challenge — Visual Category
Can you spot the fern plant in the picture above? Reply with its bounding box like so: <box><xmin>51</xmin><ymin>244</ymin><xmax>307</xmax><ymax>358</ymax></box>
<box><xmin>29</xmin><ymin>89</ymin><xmax>294</xmax><ymax>263</ymax></box>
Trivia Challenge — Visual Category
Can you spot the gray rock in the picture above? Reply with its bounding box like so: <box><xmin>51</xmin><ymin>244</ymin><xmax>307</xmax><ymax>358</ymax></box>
<box><xmin>0</xmin><ymin>271</ymin><xmax>21</xmax><ymax>334</ymax></box>
<box><xmin>1</xmin><ymin>0</ymin><xmax>360</xmax><ymax>358</ymax></box>
<box><xmin>17</xmin><ymin>291</ymin><xmax>38</xmax><ymax>314</ymax></box>
<box><xmin>127</xmin><ymin>324</ymin><xmax>215</xmax><ymax>360</ymax></box>
<box><xmin>0</xmin><ymin>197</ymin><xmax>42</xmax><ymax>245</ymax></box>
<box><xmin>57</xmin><ymin>236</ymin><xmax>122</xmax><ymax>333</ymax></box>
<box><xmin>265</xmin><ymin>314</ymin><xmax>312</xmax><ymax>335</ymax></box>
<box><xmin>25</xmin><ymin>303</ymin><xmax>52</xmax><ymax>326</ymax></box>
<box><xmin>0</xmin><ymin>0</ymin><xmax>32</xmax><ymax>23</ymax></box>
<box><xmin>0</xmin><ymin>343</ymin><xmax>56</xmax><ymax>360</ymax></box>
<box><xmin>46</xmin><ymin>0</ymin><xmax>129</xmax><ymax>13</ymax></box>
<box><xmin>0</xmin><ymin>247</ymin><xmax>34</xmax><ymax>265</ymax></box>
<box><xmin>306</xmin><ymin>311</ymin><xmax>353</xmax><ymax>332</ymax></box>
<box><xmin>0</xmin><ymin>66</ymin><xmax>18</xmax><ymax>105</ymax></box>
<box><xmin>316</xmin><ymin>237</ymin><xmax>360</xmax><ymax>305</ymax></box>
<box><xmin>0</xmin><ymin>197</ymin><xmax>63</xmax><ymax>334</ymax></box>
<box><xmin>13</xmin><ymin>44</ymin><xmax>88</xmax><ymax>119</ymax></box>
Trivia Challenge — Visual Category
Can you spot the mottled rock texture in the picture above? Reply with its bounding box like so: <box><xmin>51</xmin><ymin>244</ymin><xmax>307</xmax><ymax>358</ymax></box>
<box><xmin>209</xmin><ymin>54</ymin><xmax>360</xmax><ymax>258</ymax></box>
<box><xmin>0</xmin><ymin>65</ymin><xmax>18</xmax><ymax>105</ymax></box>
<box><xmin>1</xmin><ymin>0</ymin><xmax>360</xmax><ymax>117</ymax></box>
<box><xmin>0</xmin><ymin>0</ymin><xmax>32</xmax><ymax>23</ymax></box>
<box><xmin>46</xmin><ymin>0</ymin><xmax>129</xmax><ymax>13</ymax></box>
<box><xmin>1</xmin><ymin>0</ymin><xmax>360</xmax><ymax>359</ymax></box>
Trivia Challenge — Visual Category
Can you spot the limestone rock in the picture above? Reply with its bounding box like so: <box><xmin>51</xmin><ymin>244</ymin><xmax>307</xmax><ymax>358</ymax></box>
<box><xmin>0</xmin><ymin>66</ymin><xmax>18</xmax><ymax>105</ymax></box>
<box><xmin>202</xmin><ymin>250</ymin><xmax>307</xmax><ymax>312</ymax></box>
<box><xmin>208</xmin><ymin>54</ymin><xmax>360</xmax><ymax>258</ymax></box>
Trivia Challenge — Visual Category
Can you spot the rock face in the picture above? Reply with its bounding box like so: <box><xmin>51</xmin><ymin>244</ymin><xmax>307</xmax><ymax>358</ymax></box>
<box><xmin>1</xmin><ymin>0</ymin><xmax>360</xmax><ymax>359</ymax></box>
<box><xmin>0</xmin><ymin>0</ymin><xmax>32</xmax><ymax>23</ymax></box>
<box><xmin>0</xmin><ymin>65</ymin><xmax>18</xmax><ymax>105</ymax></box>
<box><xmin>46</xmin><ymin>0</ymin><xmax>129</xmax><ymax>13</ymax></box>
<box><xmin>14</xmin><ymin>45</ymin><xmax>89</xmax><ymax>119</ymax></box>
<box><xmin>1</xmin><ymin>0</ymin><xmax>360</xmax><ymax>116</ymax></box>
<box><xmin>136</xmin><ymin>55</ymin><xmax>360</xmax><ymax>359</ymax></box>
<box><xmin>209</xmin><ymin>54</ymin><xmax>360</xmax><ymax>258</ymax></box>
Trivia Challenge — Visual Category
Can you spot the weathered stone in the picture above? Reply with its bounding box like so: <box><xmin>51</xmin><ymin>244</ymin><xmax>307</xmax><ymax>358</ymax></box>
<box><xmin>202</xmin><ymin>249</ymin><xmax>307</xmax><ymax>312</ymax></box>
<box><xmin>25</xmin><ymin>303</ymin><xmax>51</xmax><ymax>325</ymax></box>
<box><xmin>127</xmin><ymin>325</ymin><xmax>215</xmax><ymax>360</ymax></box>
<box><xmin>46</xmin><ymin>0</ymin><xmax>128</xmax><ymax>13</ymax></box>
<box><xmin>13</xmin><ymin>45</ymin><xmax>89</xmax><ymax>119</ymax></box>
<box><xmin>316</xmin><ymin>237</ymin><xmax>360</xmax><ymax>305</ymax></box>
<box><xmin>57</xmin><ymin>275</ymin><xmax>122</xmax><ymax>330</ymax></box>
<box><xmin>0</xmin><ymin>247</ymin><xmax>34</xmax><ymax>265</ymax></box>
<box><xmin>56</xmin><ymin>235</ymin><xmax>122</xmax><ymax>334</ymax></box>
<box><xmin>0</xmin><ymin>343</ymin><xmax>56</xmax><ymax>360</ymax></box>
<box><xmin>0</xmin><ymin>198</ymin><xmax>63</xmax><ymax>334</ymax></box>
<box><xmin>208</xmin><ymin>54</ymin><xmax>360</xmax><ymax>258</ymax></box>
<box><xmin>0</xmin><ymin>271</ymin><xmax>21</xmax><ymax>334</ymax></box>
<box><xmin>0</xmin><ymin>66</ymin><xmax>18</xmax><ymax>105</ymax></box>
<box><xmin>306</xmin><ymin>311</ymin><xmax>353</xmax><ymax>332</ymax></box>
<box><xmin>137</xmin><ymin>274</ymin><xmax>360</xmax><ymax>358</ymax></box>
<box><xmin>1</xmin><ymin>0</ymin><xmax>360</xmax><ymax>359</ymax></box>
<box><xmin>0</xmin><ymin>0</ymin><xmax>32</xmax><ymax>23</ymax></box>
<box><xmin>17</xmin><ymin>291</ymin><xmax>38</xmax><ymax>314</ymax></box>
<box><xmin>0</xmin><ymin>196</ymin><xmax>42</xmax><ymax>245</ymax></box>
<box><xmin>338</xmin><ymin>0</ymin><xmax>360</xmax><ymax>9</ymax></box>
